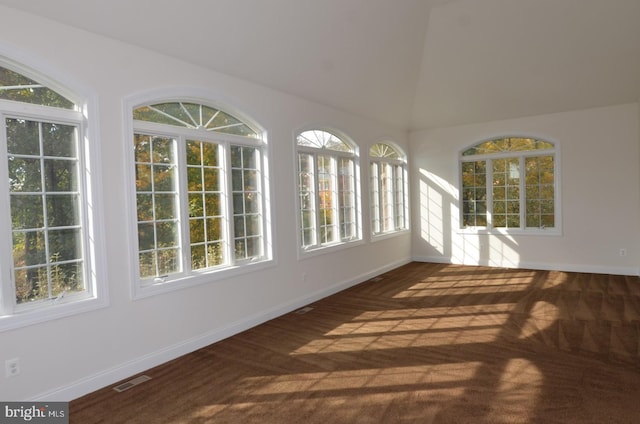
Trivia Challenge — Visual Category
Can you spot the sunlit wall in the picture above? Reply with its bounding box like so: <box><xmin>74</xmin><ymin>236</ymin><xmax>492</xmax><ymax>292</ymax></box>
<box><xmin>410</xmin><ymin>103</ymin><xmax>640</xmax><ymax>276</ymax></box>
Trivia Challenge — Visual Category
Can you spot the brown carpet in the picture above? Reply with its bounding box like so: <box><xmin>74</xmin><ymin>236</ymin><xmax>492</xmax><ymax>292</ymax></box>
<box><xmin>70</xmin><ymin>262</ymin><xmax>640</xmax><ymax>423</ymax></box>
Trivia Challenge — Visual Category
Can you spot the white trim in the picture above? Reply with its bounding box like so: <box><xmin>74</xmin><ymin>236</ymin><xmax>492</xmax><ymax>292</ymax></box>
<box><xmin>31</xmin><ymin>257</ymin><xmax>411</xmax><ymax>402</ymax></box>
<box><xmin>412</xmin><ymin>256</ymin><xmax>640</xmax><ymax>277</ymax></box>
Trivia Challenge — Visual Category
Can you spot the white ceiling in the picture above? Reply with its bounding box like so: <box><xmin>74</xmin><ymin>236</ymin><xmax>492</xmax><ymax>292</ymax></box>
<box><xmin>0</xmin><ymin>0</ymin><xmax>639</xmax><ymax>131</ymax></box>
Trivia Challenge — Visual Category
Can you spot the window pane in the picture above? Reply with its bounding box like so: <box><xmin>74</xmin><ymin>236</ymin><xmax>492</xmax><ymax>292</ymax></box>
<box><xmin>14</xmin><ymin>266</ymin><xmax>48</xmax><ymax>304</ymax></box>
<box><xmin>47</xmin><ymin>194</ymin><xmax>80</xmax><ymax>227</ymax></box>
<box><xmin>207</xmin><ymin>242</ymin><xmax>224</xmax><ymax>266</ymax></box>
<box><xmin>44</xmin><ymin>159</ymin><xmax>77</xmax><ymax>192</ymax></box>
<box><xmin>153</xmin><ymin>165</ymin><xmax>176</xmax><ymax>192</ymax></box>
<box><xmin>134</xmin><ymin>102</ymin><xmax>257</xmax><ymax>138</ymax></box>
<box><xmin>463</xmin><ymin>137</ymin><xmax>554</xmax><ymax>156</ymax></box>
<box><xmin>156</xmin><ymin>221</ymin><xmax>179</xmax><ymax>248</ymax></box>
<box><xmin>12</xmin><ymin>230</ymin><xmax>46</xmax><ymax>267</ymax></box>
<box><xmin>42</xmin><ymin>123</ymin><xmax>76</xmax><ymax>158</ymax></box>
<box><xmin>206</xmin><ymin>218</ymin><xmax>222</xmax><ymax>241</ymax></box>
<box><xmin>49</xmin><ymin>228</ymin><xmax>82</xmax><ymax>262</ymax></box>
<box><xmin>203</xmin><ymin>168</ymin><xmax>219</xmax><ymax>191</ymax></box>
<box><xmin>190</xmin><ymin>219</ymin><xmax>205</xmax><ymax>244</ymax></box>
<box><xmin>136</xmin><ymin>194</ymin><xmax>156</xmax><ymax>224</ymax></box>
<box><xmin>370</xmin><ymin>143</ymin><xmax>400</xmax><ymax>159</ymax></box>
<box><xmin>191</xmin><ymin>245</ymin><xmax>206</xmax><ymax>270</ymax></box>
<box><xmin>9</xmin><ymin>157</ymin><xmax>42</xmax><ymax>192</ymax></box>
<box><xmin>139</xmin><ymin>251</ymin><xmax>157</xmax><ymax>279</ymax></box>
<box><xmin>157</xmin><ymin>249</ymin><xmax>180</xmax><ymax>275</ymax></box>
<box><xmin>136</xmin><ymin>164</ymin><xmax>152</xmax><ymax>191</ymax></box>
<box><xmin>52</xmin><ymin>262</ymin><xmax>84</xmax><ymax>297</ymax></box>
<box><xmin>6</xmin><ymin>118</ymin><xmax>40</xmax><ymax>155</ymax></box>
<box><xmin>11</xmin><ymin>195</ymin><xmax>44</xmax><ymax>229</ymax></box>
<box><xmin>0</xmin><ymin>66</ymin><xmax>74</xmax><ymax>109</ymax></box>
<box><xmin>154</xmin><ymin>193</ymin><xmax>177</xmax><ymax>220</ymax></box>
<box><xmin>205</xmin><ymin>193</ymin><xmax>221</xmax><ymax>217</ymax></box>
<box><xmin>297</xmin><ymin>130</ymin><xmax>351</xmax><ymax>152</ymax></box>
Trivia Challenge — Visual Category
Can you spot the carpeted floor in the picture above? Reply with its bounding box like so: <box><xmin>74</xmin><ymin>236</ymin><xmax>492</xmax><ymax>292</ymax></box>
<box><xmin>70</xmin><ymin>262</ymin><xmax>640</xmax><ymax>423</ymax></box>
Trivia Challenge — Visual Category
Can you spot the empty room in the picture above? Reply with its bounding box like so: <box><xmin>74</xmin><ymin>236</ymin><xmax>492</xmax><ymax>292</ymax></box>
<box><xmin>0</xmin><ymin>0</ymin><xmax>639</xmax><ymax>423</ymax></box>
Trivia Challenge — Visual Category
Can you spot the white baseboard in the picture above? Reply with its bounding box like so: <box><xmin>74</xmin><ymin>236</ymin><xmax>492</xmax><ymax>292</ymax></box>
<box><xmin>33</xmin><ymin>258</ymin><xmax>411</xmax><ymax>402</ymax></box>
<box><xmin>412</xmin><ymin>255</ymin><xmax>640</xmax><ymax>276</ymax></box>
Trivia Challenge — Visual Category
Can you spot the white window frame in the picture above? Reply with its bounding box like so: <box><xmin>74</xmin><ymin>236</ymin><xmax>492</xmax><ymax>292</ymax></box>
<box><xmin>125</xmin><ymin>94</ymin><xmax>273</xmax><ymax>299</ymax></box>
<box><xmin>295</xmin><ymin>129</ymin><xmax>362</xmax><ymax>257</ymax></box>
<box><xmin>369</xmin><ymin>142</ymin><xmax>409</xmax><ymax>239</ymax></box>
<box><xmin>458</xmin><ymin>136</ymin><xmax>561</xmax><ymax>236</ymax></box>
<box><xmin>0</xmin><ymin>58</ymin><xmax>108</xmax><ymax>332</ymax></box>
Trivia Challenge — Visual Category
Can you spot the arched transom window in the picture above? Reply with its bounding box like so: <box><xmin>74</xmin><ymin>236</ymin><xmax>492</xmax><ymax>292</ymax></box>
<box><xmin>460</xmin><ymin>136</ymin><xmax>558</xmax><ymax>232</ymax></box>
<box><xmin>296</xmin><ymin>130</ymin><xmax>360</xmax><ymax>251</ymax></box>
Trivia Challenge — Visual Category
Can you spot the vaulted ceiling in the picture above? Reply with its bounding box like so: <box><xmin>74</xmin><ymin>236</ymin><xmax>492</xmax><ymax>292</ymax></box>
<box><xmin>1</xmin><ymin>0</ymin><xmax>639</xmax><ymax>131</ymax></box>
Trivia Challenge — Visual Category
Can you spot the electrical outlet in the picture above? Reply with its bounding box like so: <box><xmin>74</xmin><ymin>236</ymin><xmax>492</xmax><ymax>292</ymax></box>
<box><xmin>620</xmin><ymin>248</ymin><xmax>627</xmax><ymax>257</ymax></box>
<box><xmin>5</xmin><ymin>358</ymin><xmax>20</xmax><ymax>378</ymax></box>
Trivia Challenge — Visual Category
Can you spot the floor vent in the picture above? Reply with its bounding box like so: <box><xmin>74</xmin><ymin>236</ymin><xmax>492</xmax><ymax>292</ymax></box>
<box><xmin>295</xmin><ymin>306</ymin><xmax>314</xmax><ymax>314</ymax></box>
<box><xmin>113</xmin><ymin>375</ymin><xmax>152</xmax><ymax>393</ymax></box>
<box><xmin>370</xmin><ymin>276</ymin><xmax>384</xmax><ymax>282</ymax></box>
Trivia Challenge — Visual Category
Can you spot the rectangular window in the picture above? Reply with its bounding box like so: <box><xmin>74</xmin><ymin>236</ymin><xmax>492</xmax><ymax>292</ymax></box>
<box><xmin>317</xmin><ymin>155</ymin><xmax>336</xmax><ymax>244</ymax></box>
<box><xmin>394</xmin><ymin>164</ymin><xmax>406</xmax><ymax>230</ymax></box>
<box><xmin>133</xmin><ymin>130</ymin><xmax>268</xmax><ymax>287</ymax></box>
<box><xmin>525</xmin><ymin>155</ymin><xmax>555</xmax><ymax>228</ymax></box>
<box><xmin>298</xmin><ymin>153</ymin><xmax>316</xmax><ymax>247</ymax></box>
<box><xmin>492</xmin><ymin>158</ymin><xmax>520</xmax><ymax>228</ymax></box>
<box><xmin>380</xmin><ymin>162</ymin><xmax>394</xmax><ymax>232</ymax></box>
<box><xmin>7</xmin><ymin>118</ymin><xmax>86</xmax><ymax>305</ymax></box>
<box><xmin>134</xmin><ymin>134</ymin><xmax>181</xmax><ymax>280</ymax></box>
<box><xmin>370</xmin><ymin>162</ymin><xmax>380</xmax><ymax>234</ymax></box>
<box><xmin>338</xmin><ymin>157</ymin><xmax>355</xmax><ymax>239</ymax></box>
<box><xmin>461</xmin><ymin>160</ymin><xmax>487</xmax><ymax>227</ymax></box>
<box><xmin>231</xmin><ymin>145</ymin><xmax>262</xmax><ymax>260</ymax></box>
<box><xmin>186</xmin><ymin>140</ymin><xmax>223</xmax><ymax>270</ymax></box>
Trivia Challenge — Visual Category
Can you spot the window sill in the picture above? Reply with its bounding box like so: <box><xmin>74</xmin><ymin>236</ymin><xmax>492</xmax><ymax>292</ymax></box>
<box><xmin>371</xmin><ymin>228</ymin><xmax>410</xmax><ymax>242</ymax></box>
<box><xmin>132</xmin><ymin>258</ymin><xmax>275</xmax><ymax>300</ymax></box>
<box><xmin>0</xmin><ymin>295</ymin><xmax>109</xmax><ymax>333</ymax></box>
<box><xmin>458</xmin><ymin>227</ymin><xmax>562</xmax><ymax>237</ymax></box>
<box><xmin>298</xmin><ymin>238</ymin><xmax>365</xmax><ymax>260</ymax></box>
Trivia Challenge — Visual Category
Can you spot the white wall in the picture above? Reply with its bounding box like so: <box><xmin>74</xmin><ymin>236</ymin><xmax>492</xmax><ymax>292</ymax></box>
<box><xmin>411</xmin><ymin>103</ymin><xmax>640</xmax><ymax>276</ymax></box>
<box><xmin>0</xmin><ymin>7</ymin><xmax>411</xmax><ymax>401</ymax></box>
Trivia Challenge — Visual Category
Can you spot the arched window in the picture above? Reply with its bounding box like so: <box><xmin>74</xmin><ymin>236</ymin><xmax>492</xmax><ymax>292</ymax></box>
<box><xmin>0</xmin><ymin>61</ymin><xmax>105</xmax><ymax>328</ymax></box>
<box><xmin>370</xmin><ymin>142</ymin><xmax>408</xmax><ymax>235</ymax></box>
<box><xmin>296</xmin><ymin>130</ymin><xmax>360</xmax><ymax>251</ymax></box>
<box><xmin>129</xmin><ymin>100</ymin><xmax>270</xmax><ymax>293</ymax></box>
<box><xmin>460</xmin><ymin>137</ymin><xmax>558</xmax><ymax>233</ymax></box>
